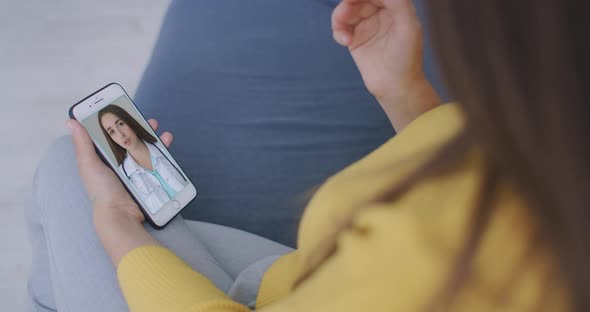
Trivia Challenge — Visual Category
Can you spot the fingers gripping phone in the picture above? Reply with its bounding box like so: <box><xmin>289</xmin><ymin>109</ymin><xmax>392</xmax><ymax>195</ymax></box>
<box><xmin>69</xmin><ymin>83</ymin><xmax>197</xmax><ymax>229</ymax></box>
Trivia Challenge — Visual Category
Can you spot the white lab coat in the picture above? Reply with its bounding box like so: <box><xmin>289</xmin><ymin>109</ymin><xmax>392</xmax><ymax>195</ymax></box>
<box><xmin>119</xmin><ymin>141</ymin><xmax>187</xmax><ymax>214</ymax></box>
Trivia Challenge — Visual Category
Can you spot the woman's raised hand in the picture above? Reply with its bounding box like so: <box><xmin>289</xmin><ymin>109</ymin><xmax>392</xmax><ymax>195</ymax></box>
<box><xmin>332</xmin><ymin>0</ymin><xmax>426</xmax><ymax>102</ymax></box>
<box><xmin>332</xmin><ymin>0</ymin><xmax>440</xmax><ymax>131</ymax></box>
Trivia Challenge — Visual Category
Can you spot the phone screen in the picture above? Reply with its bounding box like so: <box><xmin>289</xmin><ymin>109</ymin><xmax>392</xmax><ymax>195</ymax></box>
<box><xmin>78</xmin><ymin>94</ymin><xmax>194</xmax><ymax>217</ymax></box>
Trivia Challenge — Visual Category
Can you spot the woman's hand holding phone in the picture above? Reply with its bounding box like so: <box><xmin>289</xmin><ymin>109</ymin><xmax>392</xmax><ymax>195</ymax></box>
<box><xmin>331</xmin><ymin>0</ymin><xmax>440</xmax><ymax>131</ymax></box>
<box><xmin>66</xmin><ymin>118</ymin><xmax>173</xmax><ymax>265</ymax></box>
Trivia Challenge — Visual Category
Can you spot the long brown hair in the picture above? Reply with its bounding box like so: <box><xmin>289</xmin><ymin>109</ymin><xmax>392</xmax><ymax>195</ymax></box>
<box><xmin>296</xmin><ymin>0</ymin><xmax>589</xmax><ymax>310</ymax></box>
<box><xmin>98</xmin><ymin>104</ymin><xmax>157</xmax><ymax>165</ymax></box>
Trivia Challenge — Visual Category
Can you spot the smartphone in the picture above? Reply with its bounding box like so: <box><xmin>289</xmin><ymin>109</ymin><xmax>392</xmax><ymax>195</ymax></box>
<box><xmin>69</xmin><ymin>83</ymin><xmax>197</xmax><ymax>229</ymax></box>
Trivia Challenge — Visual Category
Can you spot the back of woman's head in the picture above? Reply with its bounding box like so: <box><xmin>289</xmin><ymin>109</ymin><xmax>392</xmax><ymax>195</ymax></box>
<box><xmin>428</xmin><ymin>0</ymin><xmax>589</xmax><ymax>309</ymax></box>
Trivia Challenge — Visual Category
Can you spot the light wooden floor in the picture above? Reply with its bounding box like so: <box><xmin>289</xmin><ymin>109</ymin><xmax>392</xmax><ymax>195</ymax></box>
<box><xmin>0</xmin><ymin>1</ymin><xmax>170</xmax><ymax>309</ymax></box>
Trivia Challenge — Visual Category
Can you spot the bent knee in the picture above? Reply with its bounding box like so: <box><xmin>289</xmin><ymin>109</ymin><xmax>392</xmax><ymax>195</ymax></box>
<box><xmin>37</xmin><ymin>135</ymin><xmax>77</xmax><ymax>173</ymax></box>
<box><xmin>33</xmin><ymin>135</ymin><xmax>80</xmax><ymax>196</ymax></box>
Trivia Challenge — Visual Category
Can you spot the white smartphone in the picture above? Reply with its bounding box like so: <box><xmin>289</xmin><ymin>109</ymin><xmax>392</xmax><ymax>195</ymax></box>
<box><xmin>69</xmin><ymin>83</ymin><xmax>197</xmax><ymax>229</ymax></box>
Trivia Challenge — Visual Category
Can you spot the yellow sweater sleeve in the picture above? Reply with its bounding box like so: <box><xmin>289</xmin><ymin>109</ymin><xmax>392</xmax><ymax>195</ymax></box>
<box><xmin>117</xmin><ymin>209</ymin><xmax>448</xmax><ymax>312</ymax></box>
<box><xmin>255</xmin><ymin>251</ymin><xmax>301</xmax><ymax>308</ymax></box>
<box><xmin>117</xmin><ymin>245</ymin><xmax>250</xmax><ymax>312</ymax></box>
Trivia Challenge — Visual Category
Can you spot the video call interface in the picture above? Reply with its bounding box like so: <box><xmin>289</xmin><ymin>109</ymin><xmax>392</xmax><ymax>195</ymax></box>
<box><xmin>83</xmin><ymin>96</ymin><xmax>189</xmax><ymax>214</ymax></box>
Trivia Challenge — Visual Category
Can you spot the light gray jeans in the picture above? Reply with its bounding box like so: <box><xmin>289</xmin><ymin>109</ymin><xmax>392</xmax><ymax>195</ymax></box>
<box><xmin>25</xmin><ymin>136</ymin><xmax>293</xmax><ymax>311</ymax></box>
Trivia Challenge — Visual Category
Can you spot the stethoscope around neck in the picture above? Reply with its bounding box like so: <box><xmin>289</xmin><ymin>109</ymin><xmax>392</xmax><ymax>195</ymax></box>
<box><xmin>121</xmin><ymin>143</ymin><xmax>187</xmax><ymax>183</ymax></box>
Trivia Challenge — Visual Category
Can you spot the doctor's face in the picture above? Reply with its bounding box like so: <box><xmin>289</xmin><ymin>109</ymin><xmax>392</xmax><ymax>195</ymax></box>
<box><xmin>100</xmin><ymin>112</ymin><xmax>138</xmax><ymax>149</ymax></box>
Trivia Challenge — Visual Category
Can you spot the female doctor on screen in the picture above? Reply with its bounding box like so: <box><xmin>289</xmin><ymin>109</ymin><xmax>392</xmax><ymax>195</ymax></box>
<box><xmin>98</xmin><ymin>105</ymin><xmax>187</xmax><ymax>214</ymax></box>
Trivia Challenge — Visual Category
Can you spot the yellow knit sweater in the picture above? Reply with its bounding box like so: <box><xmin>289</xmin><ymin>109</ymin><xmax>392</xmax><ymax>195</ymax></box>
<box><xmin>117</xmin><ymin>104</ymin><xmax>568</xmax><ymax>311</ymax></box>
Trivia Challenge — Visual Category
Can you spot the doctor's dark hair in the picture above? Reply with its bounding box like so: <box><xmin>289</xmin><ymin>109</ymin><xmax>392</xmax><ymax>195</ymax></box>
<box><xmin>295</xmin><ymin>0</ymin><xmax>588</xmax><ymax>310</ymax></box>
<box><xmin>98</xmin><ymin>104</ymin><xmax>157</xmax><ymax>166</ymax></box>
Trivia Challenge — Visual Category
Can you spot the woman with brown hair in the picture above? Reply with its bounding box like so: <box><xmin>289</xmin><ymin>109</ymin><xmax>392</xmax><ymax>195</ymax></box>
<box><xmin>28</xmin><ymin>0</ymin><xmax>586</xmax><ymax>310</ymax></box>
<box><xmin>98</xmin><ymin>104</ymin><xmax>187</xmax><ymax>214</ymax></box>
